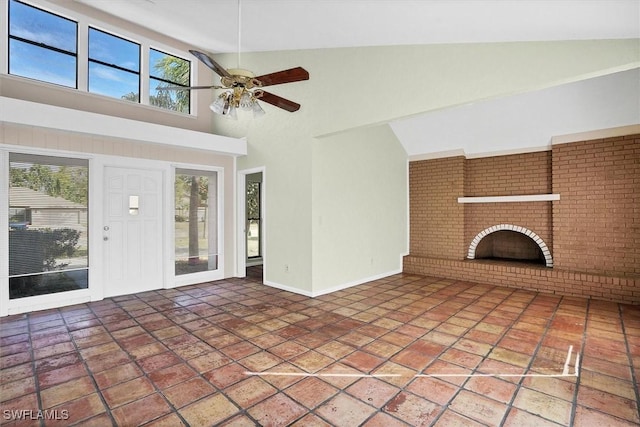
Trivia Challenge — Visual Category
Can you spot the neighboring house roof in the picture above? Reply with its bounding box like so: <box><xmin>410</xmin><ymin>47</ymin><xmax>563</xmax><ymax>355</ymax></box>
<box><xmin>9</xmin><ymin>187</ymin><xmax>86</xmax><ymax>209</ymax></box>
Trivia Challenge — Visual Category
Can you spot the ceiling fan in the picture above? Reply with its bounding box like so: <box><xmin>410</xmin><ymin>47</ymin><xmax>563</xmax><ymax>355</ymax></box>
<box><xmin>183</xmin><ymin>49</ymin><xmax>309</xmax><ymax>118</ymax></box>
<box><xmin>165</xmin><ymin>0</ymin><xmax>308</xmax><ymax>119</ymax></box>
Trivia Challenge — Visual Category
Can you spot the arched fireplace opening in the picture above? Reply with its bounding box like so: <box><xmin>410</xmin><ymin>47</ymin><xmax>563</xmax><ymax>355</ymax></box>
<box><xmin>468</xmin><ymin>225</ymin><xmax>553</xmax><ymax>267</ymax></box>
<box><xmin>475</xmin><ymin>230</ymin><xmax>545</xmax><ymax>265</ymax></box>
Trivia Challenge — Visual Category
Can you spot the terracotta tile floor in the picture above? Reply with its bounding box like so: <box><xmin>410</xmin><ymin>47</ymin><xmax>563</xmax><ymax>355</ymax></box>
<box><xmin>1</xmin><ymin>272</ymin><xmax>639</xmax><ymax>426</ymax></box>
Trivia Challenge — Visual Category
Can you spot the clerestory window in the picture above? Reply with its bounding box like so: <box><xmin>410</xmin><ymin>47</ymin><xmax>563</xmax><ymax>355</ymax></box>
<box><xmin>88</xmin><ymin>27</ymin><xmax>140</xmax><ymax>102</ymax></box>
<box><xmin>150</xmin><ymin>48</ymin><xmax>191</xmax><ymax>113</ymax></box>
<box><xmin>6</xmin><ymin>0</ymin><xmax>193</xmax><ymax>114</ymax></box>
<box><xmin>8</xmin><ymin>0</ymin><xmax>78</xmax><ymax>88</ymax></box>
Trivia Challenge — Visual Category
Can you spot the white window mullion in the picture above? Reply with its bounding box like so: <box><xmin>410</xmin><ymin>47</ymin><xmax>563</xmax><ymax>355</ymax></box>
<box><xmin>0</xmin><ymin>0</ymin><xmax>8</xmax><ymax>75</ymax></box>
<box><xmin>77</xmin><ymin>19</ymin><xmax>89</xmax><ymax>92</ymax></box>
<box><xmin>0</xmin><ymin>150</ymin><xmax>10</xmax><ymax>317</ymax></box>
<box><xmin>140</xmin><ymin>46</ymin><xmax>150</xmax><ymax>106</ymax></box>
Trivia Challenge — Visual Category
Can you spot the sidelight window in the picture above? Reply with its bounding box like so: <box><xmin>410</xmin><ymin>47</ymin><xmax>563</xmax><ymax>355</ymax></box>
<box><xmin>8</xmin><ymin>153</ymin><xmax>89</xmax><ymax>299</ymax></box>
<box><xmin>174</xmin><ymin>169</ymin><xmax>219</xmax><ymax>276</ymax></box>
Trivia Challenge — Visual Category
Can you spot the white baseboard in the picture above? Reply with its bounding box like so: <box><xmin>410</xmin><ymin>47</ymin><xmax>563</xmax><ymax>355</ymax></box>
<box><xmin>262</xmin><ymin>280</ymin><xmax>313</xmax><ymax>297</ymax></box>
<box><xmin>310</xmin><ymin>268</ymin><xmax>403</xmax><ymax>297</ymax></box>
<box><xmin>262</xmin><ymin>267</ymin><xmax>402</xmax><ymax>298</ymax></box>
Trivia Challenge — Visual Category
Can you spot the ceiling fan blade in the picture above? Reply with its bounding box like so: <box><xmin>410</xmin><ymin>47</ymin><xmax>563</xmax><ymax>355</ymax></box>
<box><xmin>259</xmin><ymin>91</ymin><xmax>301</xmax><ymax>112</ymax></box>
<box><xmin>189</xmin><ymin>49</ymin><xmax>231</xmax><ymax>78</ymax></box>
<box><xmin>255</xmin><ymin>67</ymin><xmax>309</xmax><ymax>87</ymax></box>
<box><xmin>160</xmin><ymin>85</ymin><xmax>223</xmax><ymax>91</ymax></box>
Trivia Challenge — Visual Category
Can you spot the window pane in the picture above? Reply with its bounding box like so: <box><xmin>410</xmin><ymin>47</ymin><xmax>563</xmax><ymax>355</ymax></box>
<box><xmin>9</xmin><ymin>0</ymin><xmax>77</xmax><ymax>52</ymax></box>
<box><xmin>149</xmin><ymin>49</ymin><xmax>190</xmax><ymax>113</ymax></box>
<box><xmin>175</xmin><ymin>170</ymin><xmax>218</xmax><ymax>276</ymax></box>
<box><xmin>9</xmin><ymin>39</ymin><xmax>76</xmax><ymax>88</ymax></box>
<box><xmin>9</xmin><ymin>154</ymin><xmax>89</xmax><ymax>299</ymax></box>
<box><xmin>8</xmin><ymin>0</ymin><xmax>77</xmax><ymax>87</ymax></box>
<box><xmin>246</xmin><ymin>181</ymin><xmax>261</xmax><ymax>258</ymax></box>
<box><xmin>150</xmin><ymin>77</ymin><xmax>190</xmax><ymax>113</ymax></box>
<box><xmin>88</xmin><ymin>28</ymin><xmax>140</xmax><ymax>101</ymax></box>
<box><xmin>89</xmin><ymin>62</ymin><xmax>140</xmax><ymax>101</ymax></box>
<box><xmin>89</xmin><ymin>28</ymin><xmax>139</xmax><ymax>72</ymax></box>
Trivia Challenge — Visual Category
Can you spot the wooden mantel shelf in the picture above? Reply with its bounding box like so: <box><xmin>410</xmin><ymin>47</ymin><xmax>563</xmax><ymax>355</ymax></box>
<box><xmin>457</xmin><ymin>194</ymin><xmax>560</xmax><ymax>204</ymax></box>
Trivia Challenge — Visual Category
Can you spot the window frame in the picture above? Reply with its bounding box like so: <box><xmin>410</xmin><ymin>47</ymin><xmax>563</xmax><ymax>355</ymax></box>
<box><xmin>88</xmin><ymin>26</ymin><xmax>141</xmax><ymax>102</ymax></box>
<box><xmin>2</xmin><ymin>0</ymin><xmax>196</xmax><ymax>115</ymax></box>
<box><xmin>7</xmin><ymin>152</ymin><xmax>90</xmax><ymax>300</ymax></box>
<box><xmin>8</xmin><ymin>0</ymin><xmax>79</xmax><ymax>88</ymax></box>
<box><xmin>149</xmin><ymin>47</ymin><xmax>191</xmax><ymax>114</ymax></box>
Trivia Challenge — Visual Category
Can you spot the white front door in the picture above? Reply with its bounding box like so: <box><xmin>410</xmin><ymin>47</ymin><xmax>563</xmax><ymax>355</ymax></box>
<box><xmin>103</xmin><ymin>167</ymin><xmax>163</xmax><ymax>297</ymax></box>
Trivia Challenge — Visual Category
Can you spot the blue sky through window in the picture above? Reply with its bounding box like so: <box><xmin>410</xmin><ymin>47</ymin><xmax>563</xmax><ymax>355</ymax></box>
<box><xmin>88</xmin><ymin>28</ymin><xmax>140</xmax><ymax>100</ymax></box>
<box><xmin>9</xmin><ymin>0</ymin><xmax>76</xmax><ymax>52</ymax></box>
<box><xmin>8</xmin><ymin>0</ymin><xmax>190</xmax><ymax>112</ymax></box>
<box><xmin>9</xmin><ymin>0</ymin><xmax>77</xmax><ymax>87</ymax></box>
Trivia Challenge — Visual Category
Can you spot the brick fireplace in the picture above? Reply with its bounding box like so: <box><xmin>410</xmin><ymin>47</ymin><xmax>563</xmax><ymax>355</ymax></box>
<box><xmin>403</xmin><ymin>130</ymin><xmax>640</xmax><ymax>304</ymax></box>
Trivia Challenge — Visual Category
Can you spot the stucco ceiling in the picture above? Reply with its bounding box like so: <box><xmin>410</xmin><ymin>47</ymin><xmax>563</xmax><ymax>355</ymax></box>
<box><xmin>74</xmin><ymin>0</ymin><xmax>639</xmax><ymax>54</ymax></box>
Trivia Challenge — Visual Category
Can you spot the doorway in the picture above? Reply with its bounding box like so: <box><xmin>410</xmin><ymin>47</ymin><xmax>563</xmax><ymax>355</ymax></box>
<box><xmin>237</xmin><ymin>168</ymin><xmax>265</xmax><ymax>279</ymax></box>
<box><xmin>103</xmin><ymin>166</ymin><xmax>163</xmax><ymax>297</ymax></box>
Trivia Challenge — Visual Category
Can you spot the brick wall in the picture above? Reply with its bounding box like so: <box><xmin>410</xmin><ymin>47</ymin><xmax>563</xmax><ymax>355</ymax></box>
<box><xmin>409</xmin><ymin>156</ymin><xmax>465</xmax><ymax>259</ymax></box>
<box><xmin>464</xmin><ymin>151</ymin><xmax>553</xmax><ymax>257</ymax></box>
<box><xmin>465</xmin><ymin>151</ymin><xmax>551</xmax><ymax>196</ymax></box>
<box><xmin>405</xmin><ymin>134</ymin><xmax>640</xmax><ymax>304</ymax></box>
<box><xmin>552</xmin><ymin>134</ymin><xmax>640</xmax><ymax>277</ymax></box>
<box><xmin>404</xmin><ymin>256</ymin><xmax>640</xmax><ymax>304</ymax></box>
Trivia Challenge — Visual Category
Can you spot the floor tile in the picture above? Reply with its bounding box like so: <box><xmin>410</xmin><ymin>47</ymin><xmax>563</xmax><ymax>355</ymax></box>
<box><xmin>247</xmin><ymin>393</ymin><xmax>307</xmax><ymax>426</ymax></box>
<box><xmin>48</xmin><ymin>393</ymin><xmax>106</xmax><ymax>426</ymax></box>
<box><xmin>111</xmin><ymin>392</ymin><xmax>172</xmax><ymax>426</ymax></box>
<box><xmin>574</xmin><ymin>405</ymin><xmax>640</xmax><ymax>427</ymax></box>
<box><xmin>163</xmin><ymin>377</ymin><xmax>217</xmax><ymax>408</ymax></box>
<box><xmin>449</xmin><ymin>389</ymin><xmax>508</xmax><ymax>426</ymax></box>
<box><xmin>102</xmin><ymin>376</ymin><xmax>155</xmax><ymax>408</ymax></box>
<box><xmin>512</xmin><ymin>387</ymin><xmax>572</xmax><ymax>425</ymax></box>
<box><xmin>225</xmin><ymin>376</ymin><xmax>277</xmax><ymax>408</ymax></box>
<box><xmin>148</xmin><ymin>363</ymin><xmax>197</xmax><ymax>389</ymax></box>
<box><xmin>2</xmin><ymin>270</ymin><xmax>640</xmax><ymax>427</ymax></box>
<box><xmin>345</xmin><ymin>377</ymin><xmax>400</xmax><ymax>408</ymax></box>
<box><xmin>0</xmin><ymin>377</ymin><xmax>36</xmax><ymax>403</ymax></box>
<box><xmin>317</xmin><ymin>393</ymin><xmax>377</xmax><ymax>427</ymax></box>
<box><xmin>290</xmin><ymin>350</ymin><xmax>334</xmax><ymax>373</ymax></box>
<box><xmin>269</xmin><ymin>341</ymin><xmax>309</xmax><ymax>360</ymax></box>
<box><xmin>188</xmin><ymin>350</ymin><xmax>232</xmax><ymax>372</ymax></box>
<box><xmin>289</xmin><ymin>413</ymin><xmax>333</xmax><ymax>427</ymax></box>
<box><xmin>341</xmin><ymin>350</ymin><xmax>385</xmax><ymax>373</ymax></box>
<box><xmin>40</xmin><ymin>376</ymin><xmax>96</xmax><ymax>409</ymax></box>
<box><xmin>93</xmin><ymin>362</ymin><xmax>143</xmax><ymax>389</ymax></box>
<box><xmin>464</xmin><ymin>375</ymin><xmax>518</xmax><ymax>403</ymax></box>
<box><xmin>433</xmin><ymin>409</ymin><xmax>486</xmax><ymax>427</ymax></box>
<box><xmin>383</xmin><ymin>391</ymin><xmax>441</xmax><ymax>426</ymax></box>
<box><xmin>406</xmin><ymin>376</ymin><xmax>458</xmax><ymax>405</ymax></box>
<box><xmin>284</xmin><ymin>376</ymin><xmax>339</xmax><ymax>409</ymax></box>
<box><xmin>576</xmin><ymin>384</ymin><xmax>639</xmax><ymax>424</ymax></box>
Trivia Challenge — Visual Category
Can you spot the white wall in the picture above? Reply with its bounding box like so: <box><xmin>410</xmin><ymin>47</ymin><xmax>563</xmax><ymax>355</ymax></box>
<box><xmin>392</xmin><ymin>68</ymin><xmax>640</xmax><ymax>159</ymax></box>
<box><xmin>312</xmin><ymin>124</ymin><xmax>407</xmax><ymax>294</ymax></box>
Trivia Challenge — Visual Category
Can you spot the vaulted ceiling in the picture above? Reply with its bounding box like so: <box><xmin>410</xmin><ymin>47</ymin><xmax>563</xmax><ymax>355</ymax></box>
<box><xmin>74</xmin><ymin>0</ymin><xmax>640</xmax><ymax>157</ymax></box>
<box><xmin>74</xmin><ymin>0</ymin><xmax>639</xmax><ymax>53</ymax></box>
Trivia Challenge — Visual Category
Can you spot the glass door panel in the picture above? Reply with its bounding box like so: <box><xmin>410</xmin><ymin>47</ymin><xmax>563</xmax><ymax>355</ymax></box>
<box><xmin>8</xmin><ymin>153</ymin><xmax>89</xmax><ymax>299</ymax></box>
<box><xmin>174</xmin><ymin>169</ymin><xmax>218</xmax><ymax>276</ymax></box>
<box><xmin>246</xmin><ymin>181</ymin><xmax>261</xmax><ymax>259</ymax></box>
